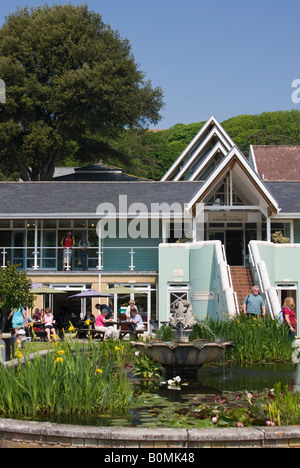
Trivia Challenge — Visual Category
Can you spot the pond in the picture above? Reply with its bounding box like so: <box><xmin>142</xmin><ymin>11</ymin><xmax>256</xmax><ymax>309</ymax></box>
<box><xmin>31</xmin><ymin>363</ymin><xmax>300</xmax><ymax>428</ymax></box>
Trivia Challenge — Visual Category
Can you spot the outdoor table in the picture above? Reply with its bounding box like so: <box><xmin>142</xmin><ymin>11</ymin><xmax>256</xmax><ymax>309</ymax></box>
<box><xmin>118</xmin><ymin>321</ymin><xmax>147</xmax><ymax>339</ymax></box>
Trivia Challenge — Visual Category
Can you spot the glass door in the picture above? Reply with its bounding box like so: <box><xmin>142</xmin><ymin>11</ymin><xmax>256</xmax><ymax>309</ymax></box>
<box><xmin>42</xmin><ymin>231</ymin><xmax>57</xmax><ymax>269</ymax></box>
<box><xmin>276</xmin><ymin>283</ymin><xmax>297</xmax><ymax>334</ymax></box>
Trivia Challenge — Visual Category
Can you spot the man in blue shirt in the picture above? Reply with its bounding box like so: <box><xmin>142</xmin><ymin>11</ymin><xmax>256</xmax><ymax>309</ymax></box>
<box><xmin>130</xmin><ymin>308</ymin><xmax>145</xmax><ymax>330</ymax></box>
<box><xmin>243</xmin><ymin>286</ymin><xmax>266</xmax><ymax>317</ymax></box>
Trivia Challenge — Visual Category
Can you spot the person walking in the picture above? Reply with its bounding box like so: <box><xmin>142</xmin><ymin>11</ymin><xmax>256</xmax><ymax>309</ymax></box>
<box><xmin>282</xmin><ymin>297</ymin><xmax>297</xmax><ymax>336</ymax></box>
<box><xmin>8</xmin><ymin>306</ymin><xmax>27</xmax><ymax>335</ymax></box>
<box><xmin>243</xmin><ymin>285</ymin><xmax>266</xmax><ymax>317</ymax></box>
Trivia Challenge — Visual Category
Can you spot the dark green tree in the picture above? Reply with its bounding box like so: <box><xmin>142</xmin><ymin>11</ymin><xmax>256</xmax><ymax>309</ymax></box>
<box><xmin>0</xmin><ymin>4</ymin><xmax>164</xmax><ymax>180</ymax></box>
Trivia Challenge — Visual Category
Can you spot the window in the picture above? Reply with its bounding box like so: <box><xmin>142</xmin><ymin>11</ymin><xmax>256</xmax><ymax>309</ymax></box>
<box><xmin>168</xmin><ymin>284</ymin><xmax>190</xmax><ymax>317</ymax></box>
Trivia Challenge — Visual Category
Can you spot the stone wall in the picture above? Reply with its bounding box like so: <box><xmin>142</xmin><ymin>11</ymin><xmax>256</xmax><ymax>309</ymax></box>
<box><xmin>1</xmin><ymin>419</ymin><xmax>300</xmax><ymax>448</ymax></box>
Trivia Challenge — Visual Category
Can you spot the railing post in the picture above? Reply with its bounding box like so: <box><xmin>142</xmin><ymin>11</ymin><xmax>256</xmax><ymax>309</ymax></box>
<box><xmin>1</xmin><ymin>248</ymin><xmax>7</xmax><ymax>269</ymax></box>
<box><xmin>129</xmin><ymin>248</ymin><xmax>135</xmax><ymax>271</ymax></box>
<box><xmin>33</xmin><ymin>221</ymin><xmax>39</xmax><ymax>270</ymax></box>
<box><xmin>65</xmin><ymin>247</ymin><xmax>71</xmax><ymax>271</ymax></box>
<box><xmin>97</xmin><ymin>246</ymin><xmax>103</xmax><ymax>270</ymax></box>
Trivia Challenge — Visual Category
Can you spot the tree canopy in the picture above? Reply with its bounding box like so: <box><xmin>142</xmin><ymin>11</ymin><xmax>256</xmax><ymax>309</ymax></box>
<box><xmin>0</xmin><ymin>4</ymin><xmax>164</xmax><ymax>180</ymax></box>
<box><xmin>107</xmin><ymin>110</ymin><xmax>300</xmax><ymax>181</ymax></box>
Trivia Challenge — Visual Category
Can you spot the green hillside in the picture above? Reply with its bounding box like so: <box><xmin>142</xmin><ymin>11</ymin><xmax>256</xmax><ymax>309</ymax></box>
<box><xmin>1</xmin><ymin>110</ymin><xmax>299</xmax><ymax>181</ymax></box>
<box><xmin>110</xmin><ymin>110</ymin><xmax>300</xmax><ymax>180</ymax></box>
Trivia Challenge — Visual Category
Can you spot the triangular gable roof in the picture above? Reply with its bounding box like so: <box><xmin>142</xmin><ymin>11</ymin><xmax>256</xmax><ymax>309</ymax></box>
<box><xmin>186</xmin><ymin>146</ymin><xmax>280</xmax><ymax>214</ymax></box>
<box><xmin>161</xmin><ymin>115</ymin><xmax>235</xmax><ymax>181</ymax></box>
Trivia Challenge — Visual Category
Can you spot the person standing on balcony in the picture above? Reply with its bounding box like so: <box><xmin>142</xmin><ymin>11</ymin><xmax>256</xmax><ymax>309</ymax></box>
<box><xmin>61</xmin><ymin>231</ymin><xmax>75</xmax><ymax>270</ymax></box>
<box><xmin>78</xmin><ymin>234</ymin><xmax>90</xmax><ymax>271</ymax></box>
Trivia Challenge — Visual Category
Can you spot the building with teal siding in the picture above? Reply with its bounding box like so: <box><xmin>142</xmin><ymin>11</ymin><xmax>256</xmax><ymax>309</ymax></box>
<box><xmin>0</xmin><ymin>116</ymin><xmax>299</xmax><ymax>333</ymax></box>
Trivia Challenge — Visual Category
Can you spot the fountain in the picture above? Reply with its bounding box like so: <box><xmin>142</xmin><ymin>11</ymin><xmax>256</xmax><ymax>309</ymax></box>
<box><xmin>131</xmin><ymin>300</ymin><xmax>233</xmax><ymax>378</ymax></box>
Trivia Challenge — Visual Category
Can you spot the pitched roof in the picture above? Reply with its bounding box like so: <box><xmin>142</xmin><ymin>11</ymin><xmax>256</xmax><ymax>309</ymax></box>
<box><xmin>265</xmin><ymin>182</ymin><xmax>300</xmax><ymax>213</ymax></box>
<box><xmin>0</xmin><ymin>181</ymin><xmax>202</xmax><ymax>218</ymax></box>
<box><xmin>250</xmin><ymin>146</ymin><xmax>300</xmax><ymax>181</ymax></box>
<box><xmin>161</xmin><ymin>115</ymin><xmax>235</xmax><ymax>181</ymax></box>
<box><xmin>186</xmin><ymin>147</ymin><xmax>279</xmax><ymax>214</ymax></box>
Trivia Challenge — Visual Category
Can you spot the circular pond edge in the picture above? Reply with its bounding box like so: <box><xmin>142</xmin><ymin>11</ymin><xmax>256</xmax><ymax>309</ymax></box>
<box><xmin>0</xmin><ymin>417</ymin><xmax>300</xmax><ymax>448</ymax></box>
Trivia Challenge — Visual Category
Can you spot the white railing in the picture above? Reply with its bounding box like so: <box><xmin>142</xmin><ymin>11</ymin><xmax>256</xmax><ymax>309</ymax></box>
<box><xmin>221</xmin><ymin>245</ymin><xmax>239</xmax><ymax>315</ymax></box>
<box><xmin>215</xmin><ymin>242</ymin><xmax>238</xmax><ymax>317</ymax></box>
<box><xmin>0</xmin><ymin>246</ymin><xmax>159</xmax><ymax>272</ymax></box>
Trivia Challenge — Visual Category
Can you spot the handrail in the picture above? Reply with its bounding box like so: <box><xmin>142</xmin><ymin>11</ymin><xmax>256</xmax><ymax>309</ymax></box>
<box><xmin>0</xmin><ymin>245</ymin><xmax>159</xmax><ymax>272</ymax></box>
<box><xmin>221</xmin><ymin>245</ymin><xmax>239</xmax><ymax>316</ymax></box>
<box><xmin>248</xmin><ymin>241</ymin><xmax>281</xmax><ymax>319</ymax></box>
<box><xmin>216</xmin><ymin>242</ymin><xmax>238</xmax><ymax>317</ymax></box>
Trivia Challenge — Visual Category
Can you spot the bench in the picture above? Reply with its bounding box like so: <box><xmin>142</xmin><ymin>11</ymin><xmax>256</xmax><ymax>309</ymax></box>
<box><xmin>119</xmin><ymin>330</ymin><xmax>131</xmax><ymax>340</ymax></box>
<box><xmin>31</xmin><ymin>329</ymin><xmax>47</xmax><ymax>341</ymax></box>
<box><xmin>87</xmin><ymin>329</ymin><xmax>106</xmax><ymax>340</ymax></box>
<box><xmin>119</xmin><ymin>323</ymin><xmax>148</xmax><ymax>340</ymax></box>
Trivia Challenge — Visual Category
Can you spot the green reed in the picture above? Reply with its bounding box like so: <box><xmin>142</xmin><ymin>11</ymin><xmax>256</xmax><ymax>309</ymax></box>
<box><xmin>190</xmin><ymin>315</ymin><xmax>294</xmax><ymax>364</ymax></box>
<box><xmin>0</xmin><ymin>339</ymin><xmax>133</xmax><ymax>419</ymax></box>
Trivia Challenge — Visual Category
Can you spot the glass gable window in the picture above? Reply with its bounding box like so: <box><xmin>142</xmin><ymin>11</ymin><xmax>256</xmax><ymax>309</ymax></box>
<box><xmin>207</xmin><ymin>183</ymin><xmax>244</xmax><ymax>206</ymax></box>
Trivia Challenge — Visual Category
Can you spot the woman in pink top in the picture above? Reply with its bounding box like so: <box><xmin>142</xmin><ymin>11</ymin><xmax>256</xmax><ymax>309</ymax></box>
<box><xmin>95</xmin><ymin>309</ymin><xmax>114</xmax><ymax>331</ymax></box>
<box><xmin>282</xmin><ymin>297</ymin><xmax>297</xmax><ymax>336</ymax></box>
<box><xmin>42</xmin><ymin>308</ymin><xmax>56</xmax><ymax>342</ymax></box>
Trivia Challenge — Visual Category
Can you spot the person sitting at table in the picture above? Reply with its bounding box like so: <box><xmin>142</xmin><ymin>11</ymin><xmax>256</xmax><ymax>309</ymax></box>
<box><xmin>83</xmin><ymin>308</ymin><xmax>95</xmax><ymax>323</ymax></box>
<box><xmin>130</xmin><ymin>308</ymin><xmax>145</xmax><ymax>330</ymax></box>
<box><xmin>33</xmin><ymin>308</ymin><xmax>42</xmax><ymax>321</ymax></box>
<box><xmin>42</xmin><ymin>308</ymin><xmax>57</xmax><ymax>342</ymax></box>
<box><xmin>125</xmin><ymin>300</ymin><xmax>137</xmax><ymax>319</ymax></box>
<box><xmin>95</xmin><ymin>308</ymin><xmax>119</xmax><ymax>340</ymax></box>
<box><xmin>95</xmin><ymin>303</ymin><xmax>113</xmax><ymax>323</ymax></box>
<box><xmin>79</xmin><ymin>308</ymin><xmax>95</xmax><ymax>338</ymax></box>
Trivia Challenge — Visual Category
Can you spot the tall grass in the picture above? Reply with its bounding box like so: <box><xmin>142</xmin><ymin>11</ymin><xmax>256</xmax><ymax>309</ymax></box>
<box><xmin>267</xmin><ymin>383</ymin><xmax>300</xmax><ymax>426</ymax></box>
<box><xmin>0</xmin><ymin>340</ymin><xmax>133</xmax><ymax>419</ymax></box>
<box><xmin>190</xmin><ymin>315</ymin><xmax>294</xmax><ymax>364</ymax></box>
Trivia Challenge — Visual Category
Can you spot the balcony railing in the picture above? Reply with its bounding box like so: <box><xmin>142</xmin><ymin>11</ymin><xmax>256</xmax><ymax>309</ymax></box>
<box><xmin>0</xmin><ymin>246</ymin><xmax>159</xmax><ymax>272</ymax></box>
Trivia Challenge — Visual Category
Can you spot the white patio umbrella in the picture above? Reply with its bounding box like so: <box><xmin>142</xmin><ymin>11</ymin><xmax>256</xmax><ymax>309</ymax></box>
<box><xmin>30</xmin><ymin>286</ymin><xmax>67</xmax><ymax>294</ymax></box>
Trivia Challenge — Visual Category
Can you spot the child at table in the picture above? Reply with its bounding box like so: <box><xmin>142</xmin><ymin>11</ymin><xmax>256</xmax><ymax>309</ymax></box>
<box><xmin>42</xmin><ymin>308</ymin><xmax>56</xmax><ymax>342</ymax></box>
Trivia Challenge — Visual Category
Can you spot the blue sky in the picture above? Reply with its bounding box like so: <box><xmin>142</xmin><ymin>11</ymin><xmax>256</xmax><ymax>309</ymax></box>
<box><xmin>0</xmin><ymin>0</ymin><xmax>299</xmax><ymax>128</ymax></box>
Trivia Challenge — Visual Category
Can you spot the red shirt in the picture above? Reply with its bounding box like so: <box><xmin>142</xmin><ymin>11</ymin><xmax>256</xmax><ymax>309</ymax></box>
<box><xmin>283</xmin><ymin>307</ymin><xmax>296</xmax><ymax>328</ymax></box>
<box><xmin>63</xmin><ymin>235</ymin><xmax>74</xmax><ymax>248</ymax></box>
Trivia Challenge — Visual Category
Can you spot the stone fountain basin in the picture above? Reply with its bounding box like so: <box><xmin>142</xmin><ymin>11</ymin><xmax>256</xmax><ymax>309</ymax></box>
<box><xmin>131</xmin><ymin>339</ymin><xmax>234</xmax><ymax>377</ymax></box>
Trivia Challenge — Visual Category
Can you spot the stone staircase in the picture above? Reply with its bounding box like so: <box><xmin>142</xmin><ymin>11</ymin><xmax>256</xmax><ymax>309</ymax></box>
<box><xmin>230</xmin><ymin>266</ymin><xmax>254</xmax><ymax>312</ymax></box>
